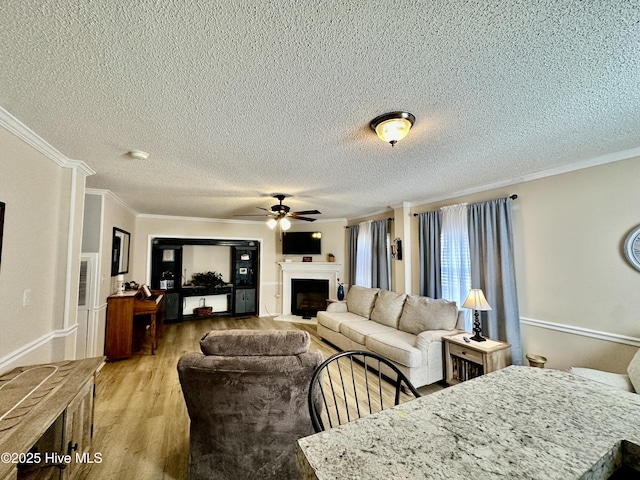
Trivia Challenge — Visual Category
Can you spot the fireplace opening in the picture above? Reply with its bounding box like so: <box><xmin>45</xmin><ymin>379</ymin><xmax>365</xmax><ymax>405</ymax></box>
<box><xmin>291</xmin><ymin>279</ymin><xmax>329</xmax><ymax>319</ymax></box>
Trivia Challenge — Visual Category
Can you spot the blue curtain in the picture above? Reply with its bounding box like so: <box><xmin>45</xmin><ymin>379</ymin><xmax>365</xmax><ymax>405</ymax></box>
<box><xmin>467</xmin><ymin>197</ymin><xmax>522</xmax><ymax>364</ymax></box>
<box><xmin>371</xmin><ymin>219</ymin><xmax>390</xmax><ymax>289</ymax></box>
<box><xmin>418</xmin><ymin>210</ymin><xmax>442</xmax><ymax>298</ymax></box>
<box><xmin>347</xmin><ymin>224</ymin><xmax>359</xmax><ymax>287</ymax></box>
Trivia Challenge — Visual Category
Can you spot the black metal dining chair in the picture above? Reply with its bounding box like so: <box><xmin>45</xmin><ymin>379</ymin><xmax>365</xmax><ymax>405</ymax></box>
<box><xmin>308</xmin><ymin>350</ymin><xmax>421</xmax><ymax>432</ymax></box>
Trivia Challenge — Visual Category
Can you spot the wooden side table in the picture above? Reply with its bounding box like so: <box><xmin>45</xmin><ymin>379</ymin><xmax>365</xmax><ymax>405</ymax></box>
<box><xmin>444</xmin><ymin>333</ymin><xmax>512</xmax><ymax>385</ymax></box>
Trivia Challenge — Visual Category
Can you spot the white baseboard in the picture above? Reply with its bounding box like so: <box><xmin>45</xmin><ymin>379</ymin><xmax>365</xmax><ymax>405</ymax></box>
<box><xmin>520</xmin><ymin>317</ymin><xmax>640</xmax><ymax>348</ymax></box>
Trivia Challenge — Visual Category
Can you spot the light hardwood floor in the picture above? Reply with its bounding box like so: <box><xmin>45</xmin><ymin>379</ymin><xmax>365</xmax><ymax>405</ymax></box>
<box><xmin>77</xmin><ymin>316</ymin><xmax>442</xmax><ymax>479</ymax></box>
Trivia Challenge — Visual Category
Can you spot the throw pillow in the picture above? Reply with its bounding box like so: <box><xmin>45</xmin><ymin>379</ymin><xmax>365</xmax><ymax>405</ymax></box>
<box><xmin>200</xmin><ymin>329</ymin><xmax>310</xmax><ymax>356</ymax></box>
<box><xmin>627</xmin><ymin>349</ymin><xmax>640</xmax><ymax>393</ymax></box>
<box><xmin>370</xmin><ymin>290</ymin><xmax>406</xmax><ymax>328</ymax></box>
<box><xmin>345</xmin><ymin>286</ymin><xmax>380</xmax><ymax>318</ymax></box>
<box><xmin>399</xmin><ymin>295</ymin><xmax>458</xmax><ymax>334</ymax></box>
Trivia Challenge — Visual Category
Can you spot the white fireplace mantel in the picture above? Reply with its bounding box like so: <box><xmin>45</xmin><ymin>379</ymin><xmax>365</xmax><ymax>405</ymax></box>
<box><xmin>278</xmin><ymin>262</ymin><xmax>341</xmax><ymax>316</ymax></box>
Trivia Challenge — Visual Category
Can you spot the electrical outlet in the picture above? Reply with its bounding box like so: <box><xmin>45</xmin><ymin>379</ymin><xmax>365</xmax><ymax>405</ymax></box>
<box><xmin>23</xmin><ymin>289</ymin><xmax>32</xmax><ymax>307</ymax></box>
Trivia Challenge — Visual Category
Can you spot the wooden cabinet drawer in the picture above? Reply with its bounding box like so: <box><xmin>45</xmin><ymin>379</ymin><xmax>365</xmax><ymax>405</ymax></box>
<box><xmin>449</xmin><ymin>343</ymin><xmax>484</xmax><ymax>365</ymax></box>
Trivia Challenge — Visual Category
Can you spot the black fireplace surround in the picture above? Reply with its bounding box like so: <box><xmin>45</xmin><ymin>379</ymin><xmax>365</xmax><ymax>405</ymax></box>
<box><xmin>291</xmin><ymin>279</ymin><xmax>329</xmax><ymax>318</ymax></box>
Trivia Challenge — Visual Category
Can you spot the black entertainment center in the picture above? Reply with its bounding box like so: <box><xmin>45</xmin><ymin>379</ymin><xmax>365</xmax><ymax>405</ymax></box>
<box><xmin>150</xmin><ymin>237</ymin><xmax>259</xmax><ymax>321</ymax></box>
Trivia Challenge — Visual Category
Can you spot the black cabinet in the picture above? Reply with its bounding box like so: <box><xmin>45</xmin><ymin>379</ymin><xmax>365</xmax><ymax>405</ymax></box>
<box><xmin>232</xmin><ymin>247</ymin><xmax>258</xmax><ymax>315</ymax></box>
<box><xmin>234</xmin><ymin>288</ymin><xmax>256</xmax><ymax>315</ymax></box>
<box><xmin>164</xmin><ymin>292</ymin><xmax>181</xmax><ymax>321</ymax></box>
<box><xmin>150</xmin><ymin>239</ymin><xmax>260</xmax><ymax>320</ymax></box>
<box><xmin>151</xmin><ymin>245</ymin><xmax>182</xmax><ymax>321</ymax></box>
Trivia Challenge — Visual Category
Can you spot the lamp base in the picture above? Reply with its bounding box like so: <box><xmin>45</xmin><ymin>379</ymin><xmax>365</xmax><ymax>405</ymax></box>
<box><xmin>471</xmin><ymin>310</ymin><xmax>486</xmax><ymax>342</ymax></box>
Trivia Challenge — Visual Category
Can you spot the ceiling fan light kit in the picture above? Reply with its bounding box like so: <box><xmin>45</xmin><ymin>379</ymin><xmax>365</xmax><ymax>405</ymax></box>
<box><xmin>279</xmin><ymin>217</ymin><xmax>291</xmax><ymax>231</ymax></box>
<box><xmin>370</xmin><ymin>111</ymin><xmax>415</xmax><ymax>146</ymax></box>
<box><xmin>236</xmin><ymin>194</ymin><xmax>321</xmax><ymax>230</ymax></box>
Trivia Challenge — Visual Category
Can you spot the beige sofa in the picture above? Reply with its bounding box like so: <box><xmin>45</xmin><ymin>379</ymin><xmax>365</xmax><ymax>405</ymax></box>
<box><xmin>317</xmin><ymin>286</ymin><xmax>465</xmax><ymax>387</ymax></box>
<box><xmin>568</xmin><ymin>349</ymin><xmax>640</xmax><ymax>394</ymax></box>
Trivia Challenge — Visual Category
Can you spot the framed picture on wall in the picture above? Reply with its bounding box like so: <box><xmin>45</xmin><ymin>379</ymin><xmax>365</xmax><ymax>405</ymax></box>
<box><xmin>0</xmin><ymin>202</ymin><xmax>4</xmax><ymax>270</ymax></box>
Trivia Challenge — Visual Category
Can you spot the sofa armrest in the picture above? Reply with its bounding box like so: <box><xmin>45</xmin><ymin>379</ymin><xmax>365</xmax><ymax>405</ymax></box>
<box><xmin>568</xmin><ymin>367</ymin><xmax>636</xmax><ymax>392</ymax></box>
<box><xmin>326</xmin><ymin>301</ymin><xmax>348</xmax><ymax>313</ymax></box>
<box><xmin>415</xmin><ymin>329</ymin><xmax>461</xmax><ymax>349</ymax></box>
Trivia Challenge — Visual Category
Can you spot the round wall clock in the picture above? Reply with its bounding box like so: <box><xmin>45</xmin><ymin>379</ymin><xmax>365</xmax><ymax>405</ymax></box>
<box><xmin>624</xmin><ymin>225</ymin><xmax>640</xmax><ymax>271</ymax></box>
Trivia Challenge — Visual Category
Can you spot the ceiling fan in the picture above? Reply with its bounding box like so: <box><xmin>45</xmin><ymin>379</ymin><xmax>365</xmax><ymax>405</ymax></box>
<box><xmin>235</xmin><ymin>194</ymin><xmax>321</xmax><ymax>230</ymax></box>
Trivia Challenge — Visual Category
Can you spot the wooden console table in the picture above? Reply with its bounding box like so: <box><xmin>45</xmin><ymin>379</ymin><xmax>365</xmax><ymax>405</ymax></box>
<box><xmin>0</xmin><ymin>357</ymin><xmax>104</xmax><ymax>480</ymax></box>
<box><xmin>106</xmin><ymin>290</ymin><xmax>165</xmax><ymax>360</ymax></box>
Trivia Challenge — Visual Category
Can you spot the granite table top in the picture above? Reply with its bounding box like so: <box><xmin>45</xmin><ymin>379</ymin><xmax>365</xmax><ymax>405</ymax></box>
<box><xmin>296</xmin><ymin>366</ymin><xmax>640</xmax><ymax>479</ymax></box>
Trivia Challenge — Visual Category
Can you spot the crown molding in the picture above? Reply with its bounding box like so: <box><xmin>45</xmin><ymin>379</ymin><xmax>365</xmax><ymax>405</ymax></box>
<box><xmin>137</xmin><ymin>213</ymin><xmax>266</xmax><ymax>224</ymax></box>
<box><xmin>85</xmin><ymin>188</ymin><xmax>138</xmax><ymax>216</ymax></box>
<box><xmin>354</xmin><ymin>145</ymin><xmax>640</xmax><ymax>219</ymax></box>
<box><xmin>347</xmin><ymin>207</ymin><xmax>394</xmax><ymax>222</ymax></box>
<box><xmin>410</xmin><ymin>146</ymin><xmax>640</xmax><ymax>210</ymax></box>
<box><xmin>136</xmin><ymin>213</ymin><xmax>347</xmax><ymax>225</ymax></box>
<box><xmin>0</xmin><ymin>106</ymin><xmax>95</xmax><ymax>176</ymax></box>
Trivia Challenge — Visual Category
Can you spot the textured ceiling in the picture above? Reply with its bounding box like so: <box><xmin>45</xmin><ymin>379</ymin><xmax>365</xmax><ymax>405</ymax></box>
<box><xmin>1</xmin><ymin>1</ymin><xmax>639</xmax><ymax>221</ymax></box>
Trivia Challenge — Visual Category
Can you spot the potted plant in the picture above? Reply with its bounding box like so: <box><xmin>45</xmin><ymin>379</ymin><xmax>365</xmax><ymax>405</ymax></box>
<box><xmin>190</xmin><ymin>271</ymin><xmax>226</xmax><ymax>288</ymax></box>
<box><xmin>327</xmin><ymin>253</ymin><xmax>335</xmax><ymax>262</ymax></box>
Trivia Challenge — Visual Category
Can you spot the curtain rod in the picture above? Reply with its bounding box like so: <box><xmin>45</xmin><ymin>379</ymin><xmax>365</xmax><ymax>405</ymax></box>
<box><xmin>412</xmin><ymin>194</ymin><xmax>518</xmax><ymax>217</ymax></box>
<box><xmin>345</xmin><ymin>217</ymin><xmax>393</xmax><ymax>228</ymax></box>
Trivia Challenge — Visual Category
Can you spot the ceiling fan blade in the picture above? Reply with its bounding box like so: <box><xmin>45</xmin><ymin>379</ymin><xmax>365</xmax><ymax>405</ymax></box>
<box><xmin>257</xmin><ymin>207</ymin><xmax>271</xmax><ymax>212</ymax></box>
<box><xmin>233</xmin><ymin>214</ymin><xmax>272</xmax><ymax>217</ymax></box>
<box><xmin>293</xmin><ymin>210</ymin><xmax>321</xmax><ymax>215</ymax></box>
<box><xmin>290</xmin><ymin>215</ymin><xmax>317</xmax><ymax>222</ymax></box>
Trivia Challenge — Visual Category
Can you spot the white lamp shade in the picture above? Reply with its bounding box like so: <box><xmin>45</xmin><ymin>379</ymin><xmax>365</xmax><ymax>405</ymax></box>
<box><xmin>266</xmin><ymin>218</ymin><xmax>277</xmax><ymax>229</ymax></box>
<box><xmin>462</xmin><ymin>289</ymin><xmax>492</xmax><ymax>311</ymax></box>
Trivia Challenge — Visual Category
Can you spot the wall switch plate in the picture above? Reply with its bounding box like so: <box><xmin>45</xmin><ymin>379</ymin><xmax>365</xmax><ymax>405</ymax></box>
<box><xmin>23</xmin><ymin>289</ymin><xmax>32</xmax><ymax>307</ymax></box>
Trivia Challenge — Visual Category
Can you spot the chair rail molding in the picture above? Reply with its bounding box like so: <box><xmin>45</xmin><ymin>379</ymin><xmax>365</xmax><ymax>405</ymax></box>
<box><xmin>0</xmin><ymin>325</ymin><xmax>78</xmax><ymax>375</ymax></box>
<box><xmin>520</xmin><ymin>317</ymin><xmax>640</xmax><ymax>348</ymax></box>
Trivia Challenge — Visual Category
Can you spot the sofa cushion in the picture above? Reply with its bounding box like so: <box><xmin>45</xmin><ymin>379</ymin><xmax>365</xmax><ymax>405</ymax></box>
<box><xmin>370</xmin><ymin>290</ymin><xmax>406</xmax><ymax>328</ymax></box>
<box><xmin>200</xmin><ymin>329</ymin><xmax>310</xmax><ymax>356</ymax></box>
<box><xmin>627</xmin><ymin>349</ymin><xmax>640</xmax><ymax>392</ymax></box>
<box><xmin>346</xmin><ymin>286</ymin><xmax>380</xmax><ymax>318</ymax></box>
<box><xmin>399</xmin><ymin>295</ymin><xmax>458</xmax><ymax>334</ymax></box>
<box><xmin>317</xmin><ymin>311</ymin><xmax>369</xmax><ymax>333</ymax></box>
<box><xmin>569</xmin><ymin>367</ymin><xmax>635</xmax><ymax>392</ymax></box>
<box><xmin>365</xmin><ymin>330</ymin><xmax>423</xmax><ymax>368</ymax></box>
<box><xmin>340</xmin><ymin>320</ymin><xmax>396</xmax><ymax>346</ymax></box>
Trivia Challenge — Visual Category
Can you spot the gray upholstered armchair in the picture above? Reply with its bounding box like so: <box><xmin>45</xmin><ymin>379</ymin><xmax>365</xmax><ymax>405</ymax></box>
<box><xmin>177</xmin><ymin>329</ymin><xmax>323</xmax><ymax>480</ymax></box>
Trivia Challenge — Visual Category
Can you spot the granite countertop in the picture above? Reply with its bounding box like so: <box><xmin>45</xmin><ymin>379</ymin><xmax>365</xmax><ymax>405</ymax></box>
<box><xmin>297</xmin><ymin>366</ymin><xmax>640</xmax><ymax>479</ymax></box>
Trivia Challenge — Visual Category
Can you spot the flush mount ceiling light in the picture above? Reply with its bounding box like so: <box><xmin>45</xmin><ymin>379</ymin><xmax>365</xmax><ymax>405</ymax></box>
<box><xmin>129</xmin><ymin>150</ymin><xmax>149</xmax><ymax>160</ymax></box>
<box><xmin>370</xmin><ymin>111</ymin><xmax>415</xmax><ymax>147</ymax></box>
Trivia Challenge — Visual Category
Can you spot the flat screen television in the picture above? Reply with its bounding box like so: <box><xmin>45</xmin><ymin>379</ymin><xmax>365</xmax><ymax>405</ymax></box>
<box><xmin>282</xmin><ymin>231</ymin><xmax>322</xmax><ymax>255</ymax></box>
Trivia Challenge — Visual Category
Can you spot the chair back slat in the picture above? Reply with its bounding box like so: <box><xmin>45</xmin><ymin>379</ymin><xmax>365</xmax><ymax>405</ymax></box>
<box><xmin>308</xmin><ymin>350</ymin><xmax>421</xmax><ymax>433</ymax></box>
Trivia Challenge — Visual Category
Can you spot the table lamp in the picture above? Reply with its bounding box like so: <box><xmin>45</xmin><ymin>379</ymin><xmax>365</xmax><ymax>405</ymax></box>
<box><xmin>462</xmin><ymin>289</ymin><xmax>492</xmax><ymax>342</ymax></box>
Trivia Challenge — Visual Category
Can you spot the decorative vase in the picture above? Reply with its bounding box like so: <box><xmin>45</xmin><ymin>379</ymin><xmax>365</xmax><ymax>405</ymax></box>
<box><xmin>337</xmin><ymin>284</ymin><xmax>344</xmax><ymax>301</ymax></box>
